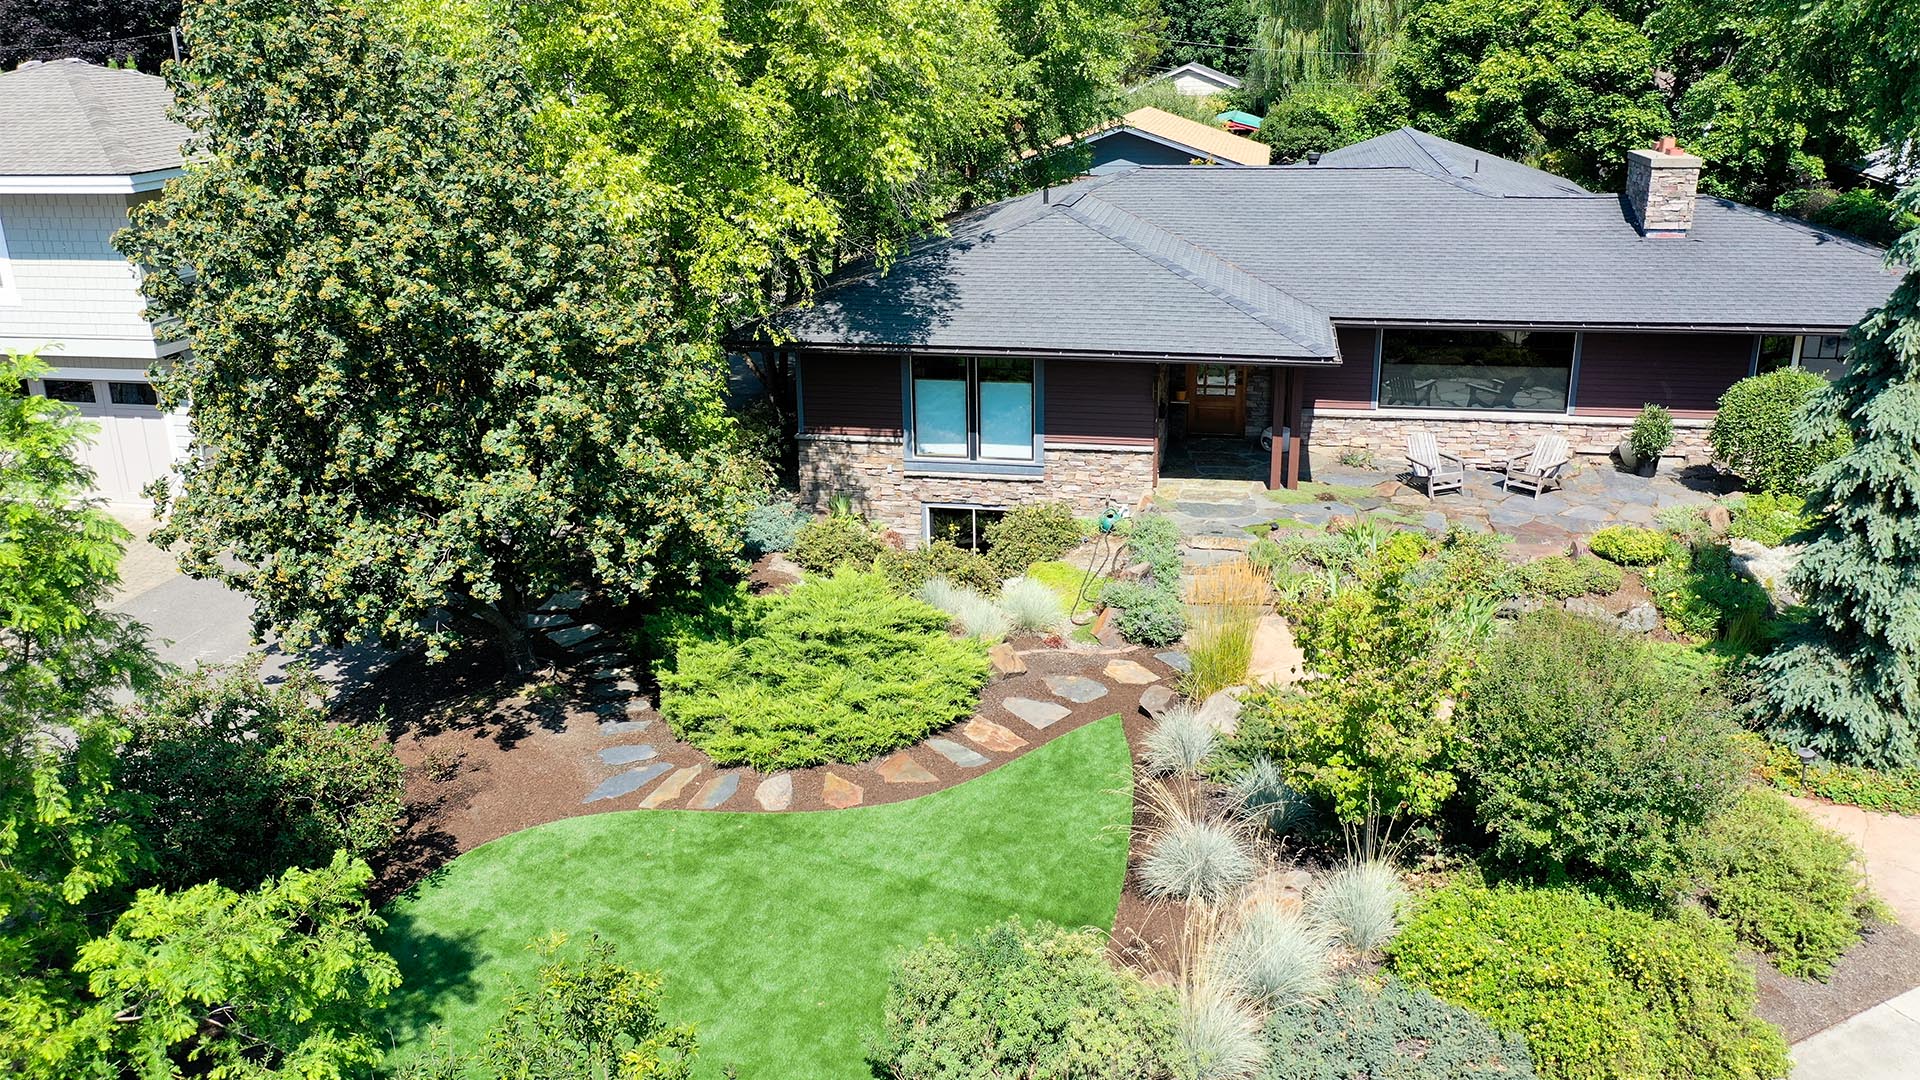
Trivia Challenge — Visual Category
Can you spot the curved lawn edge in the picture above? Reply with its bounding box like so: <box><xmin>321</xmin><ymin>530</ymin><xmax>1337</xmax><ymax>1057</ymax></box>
<box><xmin>377</xmin><ymin>713</ymin><xmax>1134</xmax><ymax>1080</ymax></box>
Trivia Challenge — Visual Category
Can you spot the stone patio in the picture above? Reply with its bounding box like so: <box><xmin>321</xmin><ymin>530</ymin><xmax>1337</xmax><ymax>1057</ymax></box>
<box><xmin>1155</xmin><ymin>455</ymin><xmax>1731</xmax><ymax>559</ymax></box>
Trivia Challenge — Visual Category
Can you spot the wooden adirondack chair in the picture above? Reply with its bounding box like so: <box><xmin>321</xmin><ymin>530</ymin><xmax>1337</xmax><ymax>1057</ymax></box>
<box><xmin>1405</xmin><ymin>431</ymin><xmax>1465</xmax><ymax>501</ymax></box>
<box><xmin>1504</xmin><ymin>434</ymin><xmax>1571</xmax><ymax>497</ymax></box>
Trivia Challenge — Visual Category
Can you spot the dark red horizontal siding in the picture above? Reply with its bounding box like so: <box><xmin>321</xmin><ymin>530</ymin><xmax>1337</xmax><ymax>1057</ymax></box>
<box><xmin>1301</xmin><ymin>326</ymin><xmax>1379</xmax><ymax>409</ymax></box>
<box><xmin>1044</xmin><ymin>360</ymin><xmax>1157</xmax><ymax>444</ymax></box>
<box><xmin>799</xmin><ymin>353</ymin><xmax>903</xmax><ymax>435</ymax></box>
<box><xmin>1575</xmin><ymin>333</ymin><xmax>1754</xmax><ymax>418</ymax></box>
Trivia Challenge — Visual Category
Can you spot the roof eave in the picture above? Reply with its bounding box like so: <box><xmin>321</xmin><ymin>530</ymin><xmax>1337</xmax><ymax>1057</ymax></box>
<box><xmin>0</xmin><ymin>167</ymin><xmax>183</xmax><ymax>195</ymax></box>
<box><xmin>732</xmin><ymin>339</ymin><xmax>1341</xmax><ymax>365</ymax></box>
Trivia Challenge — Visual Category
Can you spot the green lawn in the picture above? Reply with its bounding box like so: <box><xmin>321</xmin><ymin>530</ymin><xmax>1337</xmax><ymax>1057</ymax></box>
<box><xmin>377</xmin><ymin>715</ymin><xmax>1135</xmax><ymax>1079</ymax></box>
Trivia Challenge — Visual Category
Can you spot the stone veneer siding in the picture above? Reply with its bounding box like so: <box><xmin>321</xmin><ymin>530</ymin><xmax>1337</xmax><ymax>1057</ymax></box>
<box><xmin>1624</xmin><ymin>148</ymin><xmax>1703</xmax><ymax>236</ymax></box>
<box><xmin>798</xmin><ymin>435</ymin><xmax>1156</xmax><ymax>540</ymax></box>
<box><xmin>1301</xmin><ymin>409</ymin><xmax>1713</xmax><ymax>471</ymax></box>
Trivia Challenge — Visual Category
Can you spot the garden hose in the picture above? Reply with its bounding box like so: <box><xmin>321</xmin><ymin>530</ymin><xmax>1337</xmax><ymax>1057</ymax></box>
<box><xmin>1070</xmin><ymin>504</ymin><xmax>1130</xmax><ymax>625</ymax></box>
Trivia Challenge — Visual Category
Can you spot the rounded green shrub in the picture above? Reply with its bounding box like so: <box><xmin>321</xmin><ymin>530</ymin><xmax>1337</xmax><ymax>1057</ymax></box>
<box><xmin>1389</xmin><ymin>880</ymin><xmax>1790</xmax><ymax>1080</ymax></box>
<box><xmin>1709</xmin><ymin>369</ymin><xmax>1849</xmax><ymax>495</ymax></box>
<box><xmin>1462</xmin><ymin>611</ymin><xmax>1746</xmax><ymax>898</ymax></box>
<box><xmin>1629</xmin><ymin>403</ymin><xmax>1674</xmax><ymax>462</ymax></box>
<box><xmin>878</xmin><ymin>918</ymin><xmax>1184</xmax><ymax>1080</ymax></box>
<box><xmin>982</xmin><ymin>502</ymin><xmax>1087</xmax><ymax>576</ymax></box>
<box><xmin>1261</xmin><ymin>976</ymin><xmax>1537</xmax><ymax>1080</ymax></box>
<box><xmin>790</xmin><ymin>512</ymin><xmax>885</xmax><ymax>574</ymax></box>
<box><xmin>1103</xmin><ymin>580</ymin><xmax>1188</xmax><ymax>646</ymax></box>
<box><xmin>1727</xmin><ymin>493</ymin><xmax>1812</xmax><ymax>548</ymax></box>
<box><xmin>1692</xmin><ymin>788</ymin><xmax>1883</xmax><ymax>977</ymax></box>
<box><xmin>1587</xmin><ymin>526</ymin><xmax>1671</xmax><ymax>566</ymax></box>
<box><xmin>742</xmin><ymin>497</ymin><xmax>810</xmax><ymax>557</ymax></box>
<box><xmin>1512</xmin><ymin>556</ymin><xmax>1622</xmax><ymax>600</ymax></box>
<box><xmin>659</xmin><ymin>570</ymin><xmax>990</xmax><ymax>770</ymax></box>
<box><xmin>878</xmin><ymin>539</ymin><xmax>999</xmax><ymax>593</ymax></box>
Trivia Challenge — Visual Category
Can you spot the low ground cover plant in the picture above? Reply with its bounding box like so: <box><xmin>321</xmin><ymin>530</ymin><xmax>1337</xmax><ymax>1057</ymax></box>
<box><xmin>1646</xmin><ymin>541</ymin><xmax>1772</xmax><ymax>643</ymax></box>
<box><xmin>1512</xmin><ymin>555</ymin><xmax>1623</xmax><ymax>600</ymax></box>
<box><xmin>878</xmin><ymin>918</ymin><xmax>1185</xmax><ymax>1080</ymax></box>
<box><xmin>1259</xmin><ymin>977</ymin><xmax>1537</xmax><ymax>1080</ymax></box>
<box><xmin>879</xmin><ymin>540</ymin><xmax>999</xmax><ymax>593</ymax></box>
<box><xmin>1691</xmin><ymin>788</ymin><xmax>1882</xmax><ymax>977</ymax></box>
<box><xmin>1748</xmin><ymin>736</ymin><xmax>1920</xmax><ymax>815</ymax></box>
<box><xmin>1587</xmin><ymin>525</ymin><xmax>1671</xmax><ymax>566</ymax></box>
<box><xmin>1727</xmin><ymin>492</ymin><xmax>1813</xmax><ymax>547</ymax></box>
<box><xmin>790</xmin><ymin>512</ymin><xmax>885</xmax><ymax>574</ymax></box>
<box><xmin>1709</xmin><ymin>369</ymin><xmax>1848</xmax><ymax>496</ymax></box>
<box><xmin>1026</xmin><ymin>559</ymin><xmax>1111</xmax><ymax>620</ymax></box>
<box><xmin>658</xmin><ymin>569</ymin><xmax>990</xmax><ymax>769</ymax></box>
<box><xmin>1106</xmin><ymin>513</ymin><xmax>1187</xmax><ymax>646</ymax></box>
<box><xmin>1462</xmin><ymin>612</ymin><xmax>1746</xmax><ymax>898</ymax></box>
<box><xmin>1390</xmin><ymin>879</ymin><xmax>1790</xmax><ymax>1080</ymax></box>
<box><xmin>982</xmin><ymin>502</ymin><xmax>1088</xmax><ymax>576</ymax></box>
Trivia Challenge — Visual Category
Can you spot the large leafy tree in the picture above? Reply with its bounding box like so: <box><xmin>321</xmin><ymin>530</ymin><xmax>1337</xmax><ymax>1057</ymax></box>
<box><xmin>119</xmin><ymin>0</ymin><xmax>758</xmax><ymax>666</ymax></box>
<box><xmin>1244</xmin><ymin>0</ymin><xmax>1411</xmax><ymax>110</ymax></box>
<box><xmin>1153</xmin><ymin>0</ymin><xmax>1253</xmax><ymax>80</ymax></box>
<box><xmin>0</xmin><ymin>0</ymin><xmax>180</xmax><ymax>72</ymax></box>
<box><xmin>1363</xmin><ymin>0</ymin><xmax>1671</xmax><ymax>189</ymax></box>
<box><xmin>1760</xmin><ymin>199</ymin><xmax>1920</xmax><ymax>767</ymax></box>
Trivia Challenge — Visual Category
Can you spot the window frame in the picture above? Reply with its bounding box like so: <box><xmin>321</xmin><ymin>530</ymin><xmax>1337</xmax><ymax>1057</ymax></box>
<box><xmin>922</xmin><ymin>503</ymin><xmax>1008</xmax><ymax>550</ymax></box>
<box><xmin>901</xmin><ymin>355</ymin><xmax>1044</xmax><ymax>474</ymax></box>
<box><xmin>1372</xmin><ymin>327</ymin><xmax>1579</xmax><ymax>415</ymax></box>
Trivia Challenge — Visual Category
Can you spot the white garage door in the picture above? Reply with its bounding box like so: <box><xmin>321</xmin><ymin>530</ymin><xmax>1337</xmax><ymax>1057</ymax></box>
<box><xmin>30</xmin><ymin>375</ymin><xmax>184</xmax><ymax>502</ymax></box>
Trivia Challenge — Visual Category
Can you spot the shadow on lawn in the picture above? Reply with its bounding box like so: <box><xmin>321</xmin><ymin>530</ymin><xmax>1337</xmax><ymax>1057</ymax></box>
<box><xmin>375</xmin><ymin>910</ymin><xmax>487</xmax><ymax>1055</ymax></box>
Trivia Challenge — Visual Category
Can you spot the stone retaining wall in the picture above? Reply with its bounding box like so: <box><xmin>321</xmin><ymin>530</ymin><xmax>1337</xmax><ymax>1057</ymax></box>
<box><xmin>799</xmin><ymin>435</ymin><xmax>1155</xmax><ymax>540</ymax></box>
<box><xmin>1300</xmin><ymin>409</ymin><xmax>1714</xmax><ymax>471</ymax></box>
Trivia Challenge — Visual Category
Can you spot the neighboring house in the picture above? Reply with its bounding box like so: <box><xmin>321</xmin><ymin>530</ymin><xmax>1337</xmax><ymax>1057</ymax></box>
<box><xmin>1072</xmin><ymin>108</ymin><xmax>1270</xmax><ymax>174</ymax></box>
<box><xmin>743</xmin><ymin>131</ymin><xmax>1898</xmax><ymax>542</ymax></box>
<box><xmin>1216</xmin><ymin>111</ymin><xmax>1261</xmax><ymax>136</ymax></box>
<box><xmin>1139</xmin><ymin>62</ymin><xmax>1242</xmax><ymax>99</ymax></box>
<box><xmin>0</xmin><ymin>58</ymin><xmax>191</xmax><ymax>502</ymax></box>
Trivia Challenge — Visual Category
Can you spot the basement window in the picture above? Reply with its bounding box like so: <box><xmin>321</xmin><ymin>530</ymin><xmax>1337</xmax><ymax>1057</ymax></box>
<box><xmin>925</xmin><ymin>505</ymin><xmax>1007</xmax><ymax>551</ymax></box>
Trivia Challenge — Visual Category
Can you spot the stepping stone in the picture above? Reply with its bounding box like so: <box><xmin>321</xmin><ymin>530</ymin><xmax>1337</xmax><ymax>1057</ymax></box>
<box><xmin>523</xmin><ymin>611</ymin><xmax>575</xmax><ymax>629</ymax></box>
<box><xmin>539</xmin><ymin>590</ymin><xmax>586</xmax><ymax>612</ymax></box>
<box><xmin>548</xmin><ymin>623</ymin><xmax>604</xmax><ymax>648</ymax></box>
<box><xmin>593</xmin><ymin>679</ymin><xmax>642</xmax><ymax>699</ymax></box>
<box><xmin>877</xmin><ymin>752</ymin><xmax>938</xmax><ymax>784</ymax></box>
<box><xmin>598</xmin><ymin>719</ymin><xmax>653</xmax><ymax>736</ymax></box>
<box><xmin>963</xmin><ymin>717</ymin><xmax>1027</xmax><ymax>753</ymax></box>
<box><xmin>822</xmin><ymin>772</ymin><xmax>864</xmax><ymax>809</ymax></box>
<box><xmin>927</xmin><ymin>738</ymin><xmax>989</xmax><ymax>768</ymax></box>
<box><xmin>988</xmin><ymin>642</ymin><xmax>1027</xmax><ymax>677</ymax></box>
<box><xmin>583</xmin><ymin>762</ymin><xmax>671</xmax><ymax>804</ymax></box>
<box><xmin>1004</xmin><ymin>697</ymin><xmax>1071</xmax><ymax>729</ymax></box>
<box><xmin>755</xmin><ymin>774</ymin><xmax>793</xmax><ymax>811</ymax></box>
<box><xmin>597</xmin><ymin>744</ymin><xmax>657</xmax><ymax>766</ymax></box>
<box><xmin>1103</xmin><ymin>659</ymin><xmax>1159</xmax><ymax>685</ymax></box>
<box><xmin>1043</xmin><ymin>675</ymin><xmax>1109</xmax><ymax>703</ymax></box>
<box><xmin>589</xmin><ymin>666</ymin><xmax>633</xmax><ymax>682</ymax></box>
<box><xmin>640</xmin><ymin>766</ymin><xmax>702</xmax><ymax>809</ymax></box>
<box><xmin>691</xmin><ymin>773</ymin><xmax>740</xmax><ymax>810</ymax></box>
<box><xmin>1154</xmin><ymin>650</ymin><xmax>1192</xmax><ymax>675</ymax></box>
<box><xmin>1139</xmin><ymin>684</ymin><xmax>1177</xmax><ymax>721</ymax></box>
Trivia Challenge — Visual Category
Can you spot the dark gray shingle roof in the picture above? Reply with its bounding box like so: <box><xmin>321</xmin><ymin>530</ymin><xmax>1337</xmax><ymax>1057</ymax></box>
<box><xmin>1317</xmin><ymin>128</ymin><xmax>1590</xmax><ymax>197</ymax></box>
<box><xmin>0</xmin><ymin>59</ymin><xmax>186</xmax><ymax>176</ymax></box>
<box><xmin>760</xmin><ymin>142</ymin><xmax>1899</xmax><ymax>359</ymax></box>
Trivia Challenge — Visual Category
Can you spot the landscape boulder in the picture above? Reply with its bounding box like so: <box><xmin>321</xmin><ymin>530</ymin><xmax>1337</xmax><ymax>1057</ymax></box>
<box><xmin>1729</xmin><ymin>537</ymin><xmax>1804</xmax><ymax>609</ymax></box>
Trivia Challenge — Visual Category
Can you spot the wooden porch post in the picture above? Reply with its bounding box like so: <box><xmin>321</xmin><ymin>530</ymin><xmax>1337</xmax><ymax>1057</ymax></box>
<box><xmin>1286</xmin><ymin>366</ymin><xmax>1304</xmax><ymax>488</ymax></box>
<box><xmin>1268</xmin><ymin>369</ymin><xmax>1291</xmax><ymax>491</ymax></box>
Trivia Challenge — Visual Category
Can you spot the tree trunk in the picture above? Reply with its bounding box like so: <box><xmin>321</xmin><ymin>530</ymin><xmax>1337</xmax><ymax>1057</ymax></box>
<box><xmin>451</xmin><ymin>595</ymin><xmax>537</xmax><ymax>673</ymax></box>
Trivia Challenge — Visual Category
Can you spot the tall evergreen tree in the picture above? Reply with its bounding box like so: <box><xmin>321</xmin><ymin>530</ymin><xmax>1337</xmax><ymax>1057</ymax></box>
<box><xmin>1761</xmin><ymin>205</ymin><xmax>1920</xmax><ymax>767</ymax></box>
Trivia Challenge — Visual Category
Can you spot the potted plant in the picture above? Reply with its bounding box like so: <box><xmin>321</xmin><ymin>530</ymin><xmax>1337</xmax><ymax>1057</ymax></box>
<box><xmin>1629</xmin><ymin>404</ymin><xmax>1674</xmax><ymax>477</ymax></box>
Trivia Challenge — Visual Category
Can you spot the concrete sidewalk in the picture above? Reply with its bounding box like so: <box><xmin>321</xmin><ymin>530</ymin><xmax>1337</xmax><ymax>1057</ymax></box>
<box><xmin>1792</xmin><ymin>988</ymin><xmax>1920</xmax><ymax>1079</ymax></box>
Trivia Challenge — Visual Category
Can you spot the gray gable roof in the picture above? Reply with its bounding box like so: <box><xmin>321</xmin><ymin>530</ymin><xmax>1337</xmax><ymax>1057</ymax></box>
<box><xmin>0</xmin><ymin>59</ymin><xmax>187</xmax><ymax>176</ymax></box>
<box><xmin>757</xmin><ymin>139</ymin><xmax>1900</xmax><ymax>361</ymax></box>
<box><xmin>1317</xmin><ymin>128</ymin><xmax>1590</xmax><ymax>197</ymax></box>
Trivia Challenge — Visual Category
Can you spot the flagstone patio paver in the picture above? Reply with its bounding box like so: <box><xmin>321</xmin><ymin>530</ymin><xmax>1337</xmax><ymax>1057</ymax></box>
<box><xmin>963</xmin><ymin>717</ymin><xmax>1027</xmax><ymax>753</ymax></box>
<box><xmin>583</xmin><ymin>762</ymin><xmax>671</xmax><ymax>804</ymax></box>
<box><xmin>548</xmin><ymin>623</ymin><xmax>604</xmax><ymax>648</ymax></box>
<box><xmin>640</xmin><ymin>765</ymin><xmax>702</xmax><ymax>808</ymax></box>
<box><xmin>754</xmin><ymin>773</ymin><xmax>792</xmax><ymax>811</ymax></box>
<box><xmin>597</xmin><ymin>744</ymin><xmax>658</xmax><ymax>766</ymax></box>
<box><xmin>1102</xmin><ymin>659</ymin><xmax>1160</xmax><ymax>685</ymax></box>
<box><xmin>598</xmin><ymin>719</ymin><xmax>653</xmax><ymax>736</ymax></box>
<box><xmin>1004</xmin><ymin>697</ymin><xmax>1072</xmax><ymax>729</ymax></box>
<box><xmin>822</xmin><ymin>772</ymin><xmax>864</xmax><ymax>809</ymax></box>
<box><xmin>691</xmin><ymin>773</ymin><xmax>740</xmax><ymax>810</ymax></box>
<box><xmin>877</xmin><ymin>752</ymin><xmax>939</xmax><ymax>784</ymax></box>
<box><xmin>1044</xmin><ymin>674</ymin><xmax>1109</xmax><ymax>703</ymax></box>
<box><xmin>927</xmin><ymin>737</ymin><xmax>990</xmax><ymax>768</ymax></box>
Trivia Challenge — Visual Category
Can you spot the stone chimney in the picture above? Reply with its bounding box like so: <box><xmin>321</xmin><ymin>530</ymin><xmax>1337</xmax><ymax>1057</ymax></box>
<box><xmin>1625</xmin><ymin>136</ymin><xmax>1703</xmax><ymax>238</ymax></box>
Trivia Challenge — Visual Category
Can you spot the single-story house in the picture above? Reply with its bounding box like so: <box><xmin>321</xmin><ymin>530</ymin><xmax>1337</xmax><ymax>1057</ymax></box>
<box><xmin>0</xmin><ymin>58</ymin><xmax>191</xmax><ymax>503</ymax></box>
<box><xmin>1067</xmin><ymin>107</ymin><xmax>1270</xmax><ymax>174</ymax></box>
<box><xmin>1139</xmin><ymin>61</ymin><xmax>1242</xmax><ymax>99</ymax></box>
<box><xmin>740</xmin><ymin>130</ymin><xmax>1898</xmax><ymax>543</ymax></box>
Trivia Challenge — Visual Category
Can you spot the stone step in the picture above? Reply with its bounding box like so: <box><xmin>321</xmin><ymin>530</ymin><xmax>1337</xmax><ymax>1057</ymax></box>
<box><xmin>640</xmin><ymin>766</ymin><xmax>702</xmax><ymax>809</ymax></box>
<box><xmin>547</xmin><ymin>623</ymin><xmax>604</xmax><ymax>649</ymax></box>
<box><xmin>538</xmin><ymin>589</ymin><xmax>586</xmax><ymax>613</ymax></box>
<box><xmin>1003</xmin><ymin>697</ymin><xmax>1070</xmax><ymax>730</ymax></box>
<box><xmin>755</xmin><ymin>774</ymin><xmax>793</xmax><ymax>811</ymax></box>
<box><xmin>927</xmin><ymin>737</ymin><xmax>989</xmax><ymax>768</ymax></box>
<box><xmin>822</xmin><ymin>772</ymin><xmax>864</xmax><ymax>809</ymax></box>
<box><xmin>583</xmin><ymin>762</ymin><xmax>671</xmax><ymax>804</ymax></box>
<box><xmin>691</xmin><ymin>772</ymin><xmax>740</xmax><ymax>810</ymax></box>
<box><xmin>598</xmin><ymin>744</ymin><xmax>657</xmax><ymax>766</ymax></box>
<box><xmin>963</xmin><ymin>717</ymin><xmax>1027</xmax><ymax>753</ymax></box>
<box><xmin>1043</xmin><ymin>674</ymin><xmax>1109</xmax><ymax>703</ymax></box>
<box><xmin>877</xmin><ymin>752</ymin><xmax>937</xmax><ymax>784</ymax></box>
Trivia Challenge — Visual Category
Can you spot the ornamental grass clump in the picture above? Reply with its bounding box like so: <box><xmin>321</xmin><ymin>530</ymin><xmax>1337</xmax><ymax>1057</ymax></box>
<box><xmin>996</xmin><ymin>576</ymin><xmax>1065</xmax><ymax>633</ymax></box>
<box><xmin>1174</xmin><ymin>976</ymin><xmax>1267</xmax><ymax>1080</ymax></box>
<box><xmin>1308</xmin><ymin>860</ymin><xmax>1407</xmax><ymax>956</ymax></box>
<box><xmin>916</xmin><ymin>577</ymin><xmax>1010</xmax><ymax>641</ymax></box>
<box><xmin>1208</xmin><ymin>905</ymin><xmax>1333</xmax><ymax>1009</ymax></box>
<box><xmin>1229</xmin><ymin>757</ymin><xmax>1314</xmax><ymax>837</ymax></box>
<box><xmin>1143</xmin><ymin>705</ymin><xmax>1219</xmax><ymax>779</ymax></box>
<box><xmin>1183</xmin><ymin>560</ymin><xmax>1267</xmax><ymax>699</ymax></box>
<box><xmin>658</xmin><ymin>570</ymin><xmax>990</xmax><ymax>770</ymax></box>
<box><xmin>1139</xmin><ymin>790</ymin><xmax>1259</xmax><ymax>906</ymax></box>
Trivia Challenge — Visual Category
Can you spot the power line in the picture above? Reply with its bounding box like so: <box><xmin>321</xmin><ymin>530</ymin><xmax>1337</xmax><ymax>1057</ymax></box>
<box><xmin>1150</xmin><ymin>33</ymin><xmax>1396</xmax><ymax>58</ymax></box>
<box><xmin>0</xmin><ymin>29</ymin><xmax>173</xmax><ymax>56</ymax></box>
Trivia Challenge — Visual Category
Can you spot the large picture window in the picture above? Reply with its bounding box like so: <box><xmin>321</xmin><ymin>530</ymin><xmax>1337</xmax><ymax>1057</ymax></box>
<box><xmin>1379</xmin><ymin>329</ymin><xmax>1576</xmax><ymax>412</ymax></box>
<box><xmin>910</xmin><ymin>356</ymin><xmax>1036</xmax><ymax>462</ymax></box>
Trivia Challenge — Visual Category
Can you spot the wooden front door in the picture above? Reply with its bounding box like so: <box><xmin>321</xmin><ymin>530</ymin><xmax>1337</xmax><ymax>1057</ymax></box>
<box><xmin>1186</xmin><ymin>364</ymin><xmax>1246</xmax><ymax>434</ymax></box>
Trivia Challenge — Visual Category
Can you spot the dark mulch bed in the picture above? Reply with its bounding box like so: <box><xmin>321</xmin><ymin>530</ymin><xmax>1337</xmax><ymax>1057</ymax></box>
<box><xmin>348</xmin><ymin>637</ymin><xmax>1174</xmax><ymax>901</ymax></box>
<box><xmin>1752</xmin><ymin>922</ymin><xmax>1920</xmax><ymax>1042</ymax></box>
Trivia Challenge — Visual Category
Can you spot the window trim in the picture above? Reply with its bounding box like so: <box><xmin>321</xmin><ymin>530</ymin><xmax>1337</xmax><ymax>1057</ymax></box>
<box><xmin>901</xmin><ymin>355</ymin><xmax>1045</xmax><ymax>475</ymax></box>
<box><xmin>0</xmin><ymin>214</ymin><xmax>18</xmax><ymax>306</ymax></box>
